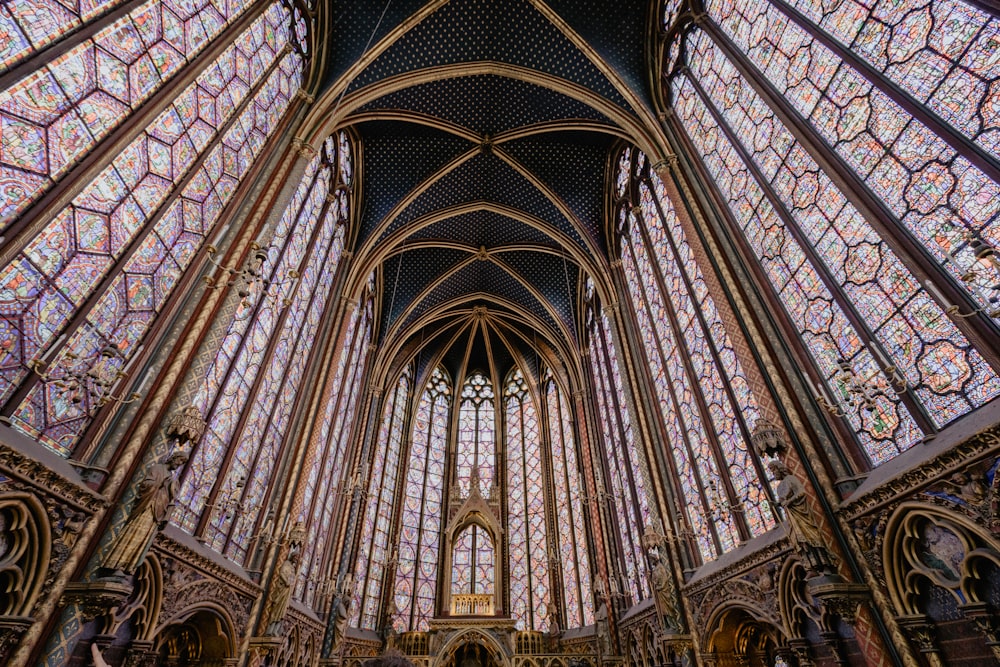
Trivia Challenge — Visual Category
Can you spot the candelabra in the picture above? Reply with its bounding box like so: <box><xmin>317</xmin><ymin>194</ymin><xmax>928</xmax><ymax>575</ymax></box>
<box><xmin>202</xmin><ymin>242</ymin><xmax>300</xmax><ymax>309</ymax></box>
<box><xmin>929</xmin><ymin>227</ymin><xmax>1000</xmax><ymax>318</ymax></box>
<box><xmin>813</xmin><ymin>347</ymin><xmax>911</xmax><ymax>418</ymax></box>
<box><xmin>30</xmin><ymin>344</ymin><xmax>141</xmax><ymax>408</ymax></box>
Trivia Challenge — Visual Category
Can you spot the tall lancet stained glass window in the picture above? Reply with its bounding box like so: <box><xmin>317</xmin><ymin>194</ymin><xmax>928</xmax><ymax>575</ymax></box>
<box><xmin>393</xmin><ymin>366</ymin><xmax>450</xmax><ymax>631</ymax></box>
<box><xmin>352</xmin><ymin>366</ymin><xmax>412</xmax><ymax>630</ymax></box>
<box><xmin>662</xmin><ymin>0</ymin><xmax>1000</xmax><ymax>465</ymax></box>
<box><xmin>173</xmin><ymin>134</ymin><xmax>349</xmax><ymax>564</ymax></box>
<box><xmin>456</xmin><ymin>371</ymin><xmax>496</xmax><ymax>497</ymax></box>
<box><xmin>296</xmin><ymin>276</ymin><xmax>375</xmax><ymax>605</ymax></box>
<box><xmin>614</xmin><ymin>148</ymin><xmax>776</xmax><ymax>562</ymax></box>
<box><xmin>544</xmin><ymin>370</ymin><xmax>594</xmax><ymax>628</ymax></box>
<box><xmin>584</xmin><ymin>278</ymin><xmax>651</xmax><ymax>603</ymax></box>
<box><xmin>0</xmin><ymin>0</ymin><xmax>306</xmax><ymax>454</ymax></box>
<box><xmin>505</xmin><ymin>368</ymin><xmax>551</xmax><ymax>631</ymax></box>
<box><xmin>452</xmin><ymin>524</ymin><xmax>495</xmax><ymax>598</ymax></box>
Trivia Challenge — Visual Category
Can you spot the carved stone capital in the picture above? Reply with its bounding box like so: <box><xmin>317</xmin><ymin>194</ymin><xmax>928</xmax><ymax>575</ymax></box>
<box><xmin>896</xmin><ymin>615</ymin><xmax>940</xmax><ymax>655</ymax></box>
<box><xmin>59</xmin><ymin>579</ymin><xmax>133</xmax><ymax>621</ymax></box>
<box><xmin>0</xmin><ymin>616</ymin><xmax>33</xmax><ymax>664</ymax></box>
<box><xmin>809</xmin><ymin>576</ymin><xmax>868</xmax><ymax>626</ymax></box>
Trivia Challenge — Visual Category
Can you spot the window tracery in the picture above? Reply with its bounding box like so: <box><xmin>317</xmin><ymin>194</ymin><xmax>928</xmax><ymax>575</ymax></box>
<box><xmin>173</xmin><ymin>134</ymin><xmax>350</xmax><ymax>564</ymax></box>
<box><xmin>351</xmin><ymin>365</ymin><xmax>412</xmax><ymax>630</ymax></box>
<box><xmin>0</xmin><ymin>0</ymin><xmax>306</xmax><ymax>454</ymax></box>
<box><xmin>544</xmin><ymin>370</ymin><xmax>594</xmax><ymax>627</ymax></box>
<box><xmin>663</xmin><ymin>0</ymin><xmax>1000</xmax><ymax>464</ymax></box>
<box><xmin>393</xmin><ymin>366</ymin><xmax>450</xmax><ymax>631</ymax></box>
<box><xmin>585</xmin><ymin>277</ymin><xmax>651</xmax><ymax>603</ymax></box>
<box><xmin>295</xmin><ymin>270</ymin><xmax>373</xmax><ymax>605</ymax></box>
<box><xmin>505</xmin><ymin>367</ymin><xmax>550</xmax><ymax>631</ymax></box>
<box><xmin>615</xmin><ymin>147</ymin><xmax>776</xmax><ymax>561</ymax></box>
<box><xmin>457</xmin><ymin>371</ymin><xmax>496</xmax><ymax>497</ymax></box>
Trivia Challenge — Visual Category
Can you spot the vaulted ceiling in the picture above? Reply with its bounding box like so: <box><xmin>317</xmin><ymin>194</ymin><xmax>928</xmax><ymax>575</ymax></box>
<box><xmin>307</xmin><ymin>0</ymin><xmax>663</xmax><ymax>380</ymax></box>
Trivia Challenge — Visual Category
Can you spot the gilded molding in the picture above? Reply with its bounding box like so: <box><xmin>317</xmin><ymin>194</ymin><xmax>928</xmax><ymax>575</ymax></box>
<box><xmin>839</xmin><ymin>424</ymin><xmax>1000</xmax><ymax>521</ymax></box>
<box><xmin>0</xmin><ymin>443</ymin><xmax>105</xmax><ymax>513</ymax></box>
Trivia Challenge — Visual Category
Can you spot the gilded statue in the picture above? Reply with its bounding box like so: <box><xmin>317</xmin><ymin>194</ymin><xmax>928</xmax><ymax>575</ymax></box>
<box><xmin>768</xmin><ymin>460</ymin><xmax>833</xmax><ymax>575</ymax></box>
<box><xmin>264</xmin><ymin>549</ymin><xmax>298</xmax><ymax>636</ymax></box>
<box><xmin>100</xmin><ymin>451</ymin><xmax>188</xmax><ymax>576</ymax></box>
<box><xmin>649</xmin><ymin>552</ymin><xmax>681</xmax><ymax>631</ymax></box>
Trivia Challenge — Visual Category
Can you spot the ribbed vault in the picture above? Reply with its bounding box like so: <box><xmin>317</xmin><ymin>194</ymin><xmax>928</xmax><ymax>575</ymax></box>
<box><xmin>299</xmin><ymin>0</ymin><xmax>666</xmax><ymax>375</ymax></box>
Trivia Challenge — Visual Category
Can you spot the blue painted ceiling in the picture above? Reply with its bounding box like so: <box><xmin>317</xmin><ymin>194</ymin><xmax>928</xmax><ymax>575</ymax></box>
<box><xmin>326</xmin><ymin>0</ymin><xmax>654</xmax><ymax>376</ymax></box>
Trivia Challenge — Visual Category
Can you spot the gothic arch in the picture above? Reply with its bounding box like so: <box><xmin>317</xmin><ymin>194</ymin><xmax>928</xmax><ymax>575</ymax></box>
<box><xmin>433</xmin><ymin>627</ymin><xmax>512</xmax><ymax>667</ymax></box>
<box><xmin>153</xmin><ymin>601</ymin><xmax>239</xmax><ymax>662</ymax></box>
<box><xmin>702</xmin><ymin>602</ymin><xmax>785</xmax><ymax>666</ymax></box>
<box><xmin>0</xmin><ymin>492</ymin><xmax>50</xmax><ymax>617</ymax></box>
<box><xmin>884</xmin><ymin>501</ymin><xmax>1000</xmax><ymax>616</ymax></box>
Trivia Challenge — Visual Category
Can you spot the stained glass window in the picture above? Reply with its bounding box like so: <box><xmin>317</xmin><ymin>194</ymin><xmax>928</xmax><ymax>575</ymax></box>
<box><xmin>544</xmin><ymin>371</ymin><xmax>594</xmax><ymax>628</ymax></box>
<box><xmin>393</xmin><ymin>366</ymin><xmax>450</xmax><ymax>631</ymax></box>
<box><xmin>700</xmin><ymin>0</ymin><xmax>1000</xmax><ymax>320</ymax></box>
<box><xmin>505</xmin><ymin>368</ymin><xmax>550</xmax><ymax>631</ymax></box>
<box><xmin>1</xmin><ymin>0</ymin><xmax>304</xmax><ymax>455</ymax></box>
<box><xmin>585</xmin><ymin>278</ymin><xmax>651</xmax><ymax>603</ymax></box>
<box><xmin>663</xmin><ymin>6</ymin><xmax>1000</xmax><ymax>464</ymax></box>
<box><xmin>172</xmin><ymin>135</ymin><xmax>348</xmax><ymax>565</ymax></box>
<box><xmin>351</xmin><ymin>366</ymin><xmax>412</xmax><ymax>630</ymax></box>
<box><xmin>451</xmin><ymin>524</ymin><xmax>494</xmax><ymax>597</ymax></box>
<box><xmin>615</xmin><ymin>148</ymin><xmax>776</xmax><ymax>561</ymax></box>
<box><xmin>0</xmin><ymin>0</ymin><xmax>260</xmax><ymax>226</ymax></box>
<box><xmin>456</xmin><ymin>371</ymin><xmax>496</xmax><ymax>497</ymax></box>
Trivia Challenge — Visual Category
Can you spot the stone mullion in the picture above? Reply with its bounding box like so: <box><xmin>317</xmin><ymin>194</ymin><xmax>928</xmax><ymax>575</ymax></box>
<box><xmin>539</xmin><ymin>380</ymin><xmax>566</xmax><ymax>631</ymax></box>
<box><xmin>601</xmin><ymin>301</ymin><xmax>663</xmax><ymax>550</ymax></box>
<box><xmin>618</xmin><ymin>221</ymin><xmax>749</xmax><ymax>545</ymax></box>
<box><xmin>697</xmin><ymin>15</ymin><xmax>1000</xmax><ymax>366</ymax></box>
<box><xmin>17</xmin><ymin>113</ymin><xmax>309</xmax><ymax>667</ymax></box>
<box><xmin>0</xmin><ymin>0</ymin><xmax>274</xmax><ymax>255</ymax></box>
<box><xmin>590</xmin><ymin>317</ymin><xmax>638</xmax><ymax>599</ymax></box>
<box><xmin>380</xmin><ymin>376</ymin><xmax>419</xmax><ymax>632</ymax></box>
<box><xmin>683</xmin><ymin>64</ymin><xmax>939</xmax><ymax>438</ymax></box>
<box><xmin>0</xmin><ymin>42</ymin><xmax>292</xmax><ymax>421</ymax></box>
<box><xmin>763</xmin><ymin>0</ymin><xmax>1000</xmax><ymax>185</ymax></box>
<box><xmin>660</xmin><ymin>112</ymin><xmax>920</xmax><ymax>667</ymax></box>
<box><xmin>217</xmin><ymin>181</ymin><xmax>340</xmax><ymax>558</ymax></box>
<box><xmin>189</xmin><ymin>145</ymin><xmax>324</xmax><ymax>542</ymax></box>
<box><xmin>278</xmin><ymin>265</ymin><xmax>356</xmax><ymax>603</ymax></box>
<box><xmin>661</xmin><ymin>99</ymin><xmax>866</xmax><ymax>476</ymax></box>
<box><xmin>609</xmin><ymin>246</ymin><xmax>721</xmax><ymax>560</ymax></box>
<box><xmin>320</xmin><ymin>340</ymin><xmax>377</xmax><ymax>621</ymax></box>
<box><xmin>307</xmin><ymin>296</ymin><xmax>368</xmax><ymax>613</ymax></box>
<box><xmin>637</xmin><ymin>177</ymin><xmax>779</xmax><ymax>523</ymax></box>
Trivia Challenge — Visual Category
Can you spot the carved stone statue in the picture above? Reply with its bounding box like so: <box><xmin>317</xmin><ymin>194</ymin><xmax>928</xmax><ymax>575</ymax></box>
<box><xmin>264</xmin><ymin>549</ymin><xmax>298</xmax><ymax>636</ymax></box>
<box><xmin>100</xmin><ymin>451</ymin><xmax>188</xmax><ymax>576</ymax></box>
<box><xmin>768</xmin><ymin>460</ymin><xmax>833</xmax><ymax>575</ymax></box>
<box><xmin>595</xmin><ymin>598</ymin><xmax>611</xmax><ymax>655</ymax></box>
<box><xmin>649</xmin><ymin>553</ymin><xmax>680</xmax><ymax>631</ymax></box>
<box><xmin>332</xmin><ymin>591</ymin><xmax>351</xmax><ymax>649</ymax></box>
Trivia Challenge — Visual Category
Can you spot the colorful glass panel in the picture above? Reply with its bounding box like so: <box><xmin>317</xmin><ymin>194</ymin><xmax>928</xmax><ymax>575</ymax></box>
<box><xmin>0</xmin><ymin>0</ymin><xmax>261</xmax><ymax>226</ymax></box>
<box><xmin>673</xmin><ymin>26</ymin><xmax>1000</xmax><ymax>462</ymax></box>
<box><xmin>505</xmin><ymin>368</ymin><xmax>550</xmax><ymax>631</ymax></box>
<box><xmin>3</xmin><ymin>5</ymin><xmax>300</xmax><ymax>453</ymax></box>
<box><xmin>616</xmin><ymin>149</ymin><xmax>777</xmax><ymax>559</ymax></box>
<box><xmin>295</xmin><ymin>288</ymin><xmax>371</xmax><ymax>605</ymax></box>
<box><xmin>545</xmin><ymin>374</ymin><xmax>593</xmax><ymax>628</ymax></box>
<box><xmin>174</xmin><ymin>151</ymin><xmax>326</xmax><ymax>533</ymax></box>
<box><xmin>456</xmin><ymin>371</ymin><xmax>495</xmax><ymax>497</ymax></box>
<box><xmin>585</xmin><ymin>294</ymin><xmax>651</xmax><ymax>603</ymax></box>
<box><xmin>351</xmin><ymin>368</ymin><xmax>411</xmax><ymax>630</ymax></box>
<box><xmin>451</xmin><ymin>524</ymin><xmax>493</xmax><ymax>596</ymax></box>
<box><xmin>393</xmin><ymin>366</ymin><xmax>450</xmax><ymax>631</ymax></box>
<box><xmin>780</xmin><ymin>0</ymin><xmax>1000</xmax><ymax>160</ymax></box>
<box><xmin>706</xmin><ymin>0</ymin><xmax>1000</xmax><ymax>320</ymax></box>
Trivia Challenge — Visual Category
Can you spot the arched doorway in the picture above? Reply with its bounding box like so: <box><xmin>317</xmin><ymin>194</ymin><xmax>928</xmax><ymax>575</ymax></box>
<box><xmin>154</xmin><ymin>608</ymin><xmax>234</xmax><ymax>666</ymax></box>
